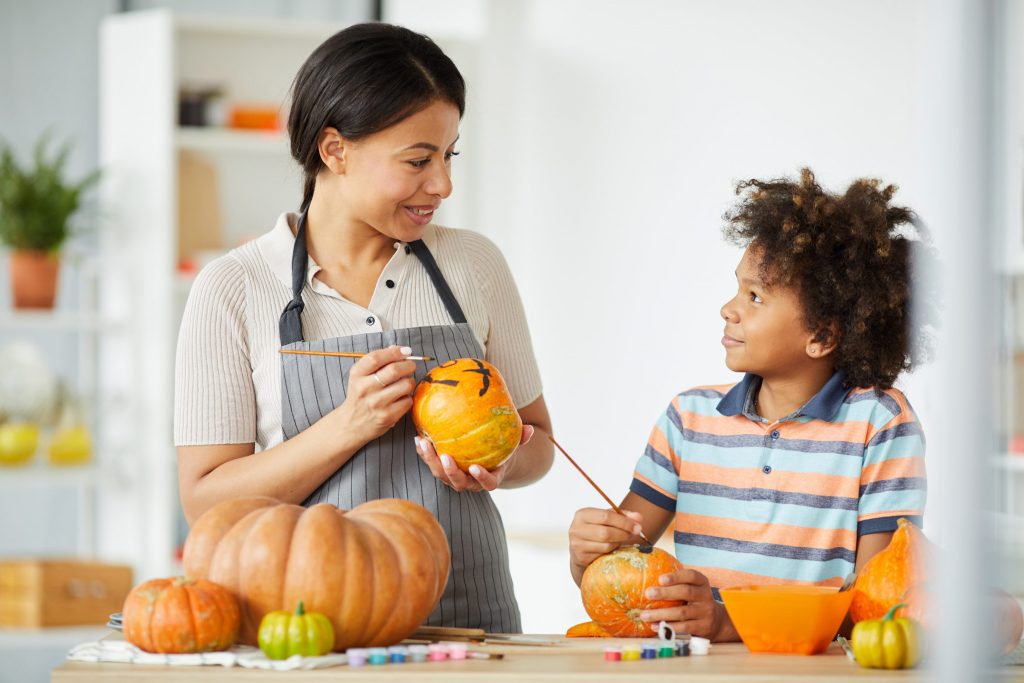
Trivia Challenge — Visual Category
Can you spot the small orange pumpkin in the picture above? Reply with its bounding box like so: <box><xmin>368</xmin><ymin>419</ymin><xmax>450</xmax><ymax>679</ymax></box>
<box><xmin>850</xmin><ymin>518</ymin><xmax>928</xmax><ymax>623</ymax></box>
<box><xmin>566</xmin><ymin>620</ymin><xmax>611</xmax><ymax>637</ymax></box>
<box><xmin>581</xmin><ymin>545</ymin><xmax>683</xmax><ymax>637</ymax></box>
<box><xmin>412</xmin><ymin>358</ymin><xmax>522</xmax><ymax>471</ymax></box>
<box><xmin>122</xmin><ymin>577</ymin><xmax>240</xmax><ymax>653</ymax></box>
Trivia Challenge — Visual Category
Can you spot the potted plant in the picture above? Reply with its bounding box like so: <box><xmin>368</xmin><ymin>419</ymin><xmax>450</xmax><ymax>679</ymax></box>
<box><xmin>0</xmin><ymin>134</ymin><xmax>99</xmax><ymax>309</ymax></box>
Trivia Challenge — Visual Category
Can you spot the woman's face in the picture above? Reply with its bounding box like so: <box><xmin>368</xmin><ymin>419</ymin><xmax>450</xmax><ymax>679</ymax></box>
<box><xmin>333</xmin><ymin>99</ymin><xmax>461</xmax><ymax>243</ymax></box>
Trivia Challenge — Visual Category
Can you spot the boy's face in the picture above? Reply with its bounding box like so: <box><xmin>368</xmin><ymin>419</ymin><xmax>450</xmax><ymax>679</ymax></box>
<box><xmin>720</xmin><ymin>246</ymin><xmax>822</xmax><ymax>379</ymax></box>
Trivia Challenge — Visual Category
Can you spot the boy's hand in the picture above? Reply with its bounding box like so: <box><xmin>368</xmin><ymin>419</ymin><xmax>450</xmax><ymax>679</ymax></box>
<box><xmin>568</xmin><ymin>507</ymin><xmax>645</xmax><ymax>570</ymax></box>
<box><xmin>640</xmin><ymin>568</ymin><xmax>736</xmax><ymax>641</ymax></box>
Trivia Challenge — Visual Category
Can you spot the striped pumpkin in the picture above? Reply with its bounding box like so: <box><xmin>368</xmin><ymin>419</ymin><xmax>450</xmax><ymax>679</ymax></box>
<box><xmin>182</xmin><ymin>496</ymin><xmax>449</xmax><ymax>650</ymax></box>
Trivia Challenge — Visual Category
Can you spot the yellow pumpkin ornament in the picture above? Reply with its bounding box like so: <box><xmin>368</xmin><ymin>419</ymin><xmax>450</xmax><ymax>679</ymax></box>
<box><xmin>412</xmin><ymin>358</ymin><xmax>522</xmax><ymax>471</ymax></box>
<box><xmin>258</xmin><ymin>601</ymin><xmax>335</xmax><ymax>660</ymax></box>
<box><xmin>851</xmin><ymin>602</ymin><xmax>921</xmax><ymax>669</ymax></box>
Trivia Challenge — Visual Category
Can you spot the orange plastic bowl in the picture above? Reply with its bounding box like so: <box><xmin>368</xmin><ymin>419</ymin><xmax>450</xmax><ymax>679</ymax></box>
<box><xmin>720</xmin><ymin>585</ymin><xmax>853</xmax><ymax>655</ymax></box>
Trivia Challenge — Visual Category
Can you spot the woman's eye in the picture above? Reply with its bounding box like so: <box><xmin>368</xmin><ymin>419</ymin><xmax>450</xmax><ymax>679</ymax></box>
<box><xmin>408</xmin><ymin>158</ymin><xmax>430</xmax><ymax>168</ymax></box>
<box><xmin>445</xmin><ymin>150</ymin><xmax>461</xmax><ymax>162</ymax></box>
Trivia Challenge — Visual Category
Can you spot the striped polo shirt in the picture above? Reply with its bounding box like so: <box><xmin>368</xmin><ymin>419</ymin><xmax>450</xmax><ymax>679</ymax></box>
<box><xmin>630</xmin><ymin>372</ymin><xmax>926</xmax><ymax>590</ymax></box>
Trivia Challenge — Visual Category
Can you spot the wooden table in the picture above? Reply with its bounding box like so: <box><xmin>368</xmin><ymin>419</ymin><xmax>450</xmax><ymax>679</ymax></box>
<box><xmin>50</xmin><ymin>637</ymin><xmax>1024</xmax><ymax>682</ymax></box>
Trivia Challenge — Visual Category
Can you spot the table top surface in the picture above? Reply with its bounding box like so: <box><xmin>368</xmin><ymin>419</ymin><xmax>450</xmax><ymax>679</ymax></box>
<box><xmin>51</xmin><ymin>639</ymin><xmax>1024</xmax><ymax>682</ymax></box>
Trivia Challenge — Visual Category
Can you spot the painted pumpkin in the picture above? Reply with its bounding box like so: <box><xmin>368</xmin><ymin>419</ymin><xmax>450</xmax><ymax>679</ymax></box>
<box><xmin>565</xmin><ymin>620</ymin><xmax>611</xmax><ymax>637</ymax></box>
<box><xmin>580</xmin><ymin>545</ymin><xmax>683</xmax><ymax>637</ymax></box>
<box><xmin>182</xmin><ymin>496</ymin><xmax>450</xmax><ymax>650</ymax></box>
<box><xmin>412</xmin><ymin>358</ymin><xmax>522</xmax><ymax>471</ymax></box>
<box><xmin>850</xmin><ymin>518</ymin><xmax>928</xmax><ymax>623</ymax></box>
<box><xmin>122</xmin><ymin>576</ymin><xmax>240</xmax><ymax>653</ymax></box>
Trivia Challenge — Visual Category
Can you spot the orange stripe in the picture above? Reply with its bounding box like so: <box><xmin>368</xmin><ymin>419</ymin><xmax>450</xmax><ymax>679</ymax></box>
<box><xmin>861</xmin><ymin>456</ymin><xmax>926</xmax><ymax>484</ymax></box>
<box><xmin>685</xmin><ymin>565</ymin><xmax>845</xmax><ymax>589</ymax></box>
<box><xmin>679</xmin><ymin>411</ymin><xmax>767</xmax><ymax>437</ymax></box>
<box><xmin>647</xmin><ymin>424</ymin><xmax>681</xmax><ymax>472</ymax></box>
<box><xmin>674</xmin><ymin>513</ymin><xmax>856</xmax><ymax>551</ymax></box>
<box><xmin>633</xmin><ymin>472</ymin><xmax>676</xmax><ymax>501</ymax></box>
<box><xmin>858</xmin><ymin>509</ymin><xmax>922</xmax><ymax>522</ymax></box>
<box><xmin>680</xmin><ymin>460</ymin><xmax>860</xmax><ymax>498</ymax></box>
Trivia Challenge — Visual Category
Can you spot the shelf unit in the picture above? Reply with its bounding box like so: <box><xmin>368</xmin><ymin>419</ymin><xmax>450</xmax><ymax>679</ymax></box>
<box><xmin>97</xmin><ymin>10</ymin><xmax>345</xmax><ymax>582</ymax></box>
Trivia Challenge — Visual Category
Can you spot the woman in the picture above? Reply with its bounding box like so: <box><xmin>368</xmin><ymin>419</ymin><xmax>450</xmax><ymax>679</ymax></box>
<box><xmin>174</xmin><ymin>23</ymin><xmax>553</xmax><ymax>633</ymax></box>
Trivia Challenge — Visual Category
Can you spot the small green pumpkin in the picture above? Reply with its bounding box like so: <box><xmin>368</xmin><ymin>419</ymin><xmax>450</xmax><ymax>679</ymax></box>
<box><xmin>257</xmin><ymin>601</ymin><xmax>335</xmax><ymax>660</ymax></box>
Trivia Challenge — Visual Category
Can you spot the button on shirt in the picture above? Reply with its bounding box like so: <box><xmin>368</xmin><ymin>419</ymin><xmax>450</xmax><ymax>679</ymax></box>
<box><xmin>629</xmin><ymin>372</ymin><xmax>927</xmax><ymax>590</ymax></box>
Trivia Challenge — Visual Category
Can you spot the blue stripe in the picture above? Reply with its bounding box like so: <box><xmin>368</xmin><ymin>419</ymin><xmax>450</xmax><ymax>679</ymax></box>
<box><xmin>644</xmin><ymin>442</ymin><xmax>676</xmax><ymax>474</ymax></box>
<box><xmin>867</xmin><ymin>422</ymin><xmax>924</xmax><ymax>447</ymax></box>
<box><xmin>630</xmin><ymin>479</ymin><xmax>676</xmax><ymax>512</ymax></box>
<box><xmin>859</xmin><ymin>477</ymin><xmax>927</xmax><ymax>497</ymax></box>
<box><xmin>676</xmin><ymin>442</ymin><xmax>862</xmax><ymax>476</ymax></box>
<box><xmin>634</xmin><ymin>457</ymin><xmax>678</xmax><ymax>497</ymax></box>
<box><xmin>681</xmin><ymin>388</ymin><xmax>728</xmax><ymax>401</ymax></box>
<box><xmin>680</xmin><ymin>428</ymin><xmax>864</xmax><ymax>457</ymax></box>
<box><xmin>665</xmin><ymin>403</ymin><xmax>685</xmax><ymax>433</ymax></box>
<box><xmin>858</xmin><ymin>489</ymin><xmax>926</xmax><ymax>516</ymax></box>
<box><xmin>844</xmin><ymin>390</ymin><xmax>901</xmax><ymax>417</ymax></box>
<box><xmin>675</xmin><ymin>531</ymin><xmax>856</xmax><ymax>564</ymax></box>
<box><xmin>678</xmin><ymin>481</ymin><xmax>859</xmax><ymax>511</ymax></box>
<box><xmin>859</xmin><ymin>515</ymin><xmax>923</xmax><ymax>535</ymax></box>
<box><xmin>677</xmin><ymin>492</ymin><xmax>857</xmax><ymax>529</ymax></box>
<box><xmin>674</xmin><ymin>541</ymin><xmax>853</xmax><ymax>583</ymax></box>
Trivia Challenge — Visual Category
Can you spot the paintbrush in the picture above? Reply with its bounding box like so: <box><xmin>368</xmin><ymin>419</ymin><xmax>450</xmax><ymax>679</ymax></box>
<box><xmin>279</xmin><ymin>349</ymin><xmax>433</xmax><ymax>361</ymax></box>
<box><xmin>548</xmin><ymin>434</ymin><xmax>653</xmax><ymax>549</ymax></box>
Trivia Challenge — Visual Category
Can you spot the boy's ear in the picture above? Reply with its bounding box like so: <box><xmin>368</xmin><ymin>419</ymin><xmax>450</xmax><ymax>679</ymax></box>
<box><xmin>806</xmin><ymin>326</ymin><xmax>839</xmax><ymax>360</ymax></box>
<box><xmin>317</xmin><ymin>127</ymin><xmax>347</xmax><ymax>175</ymax></box>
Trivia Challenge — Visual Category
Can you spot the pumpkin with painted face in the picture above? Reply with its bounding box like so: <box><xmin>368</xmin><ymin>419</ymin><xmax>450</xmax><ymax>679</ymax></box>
<box><xmin>412</xmin><ymin>358</ymin><xmax>522</xmax><ymax>471</ymax></box>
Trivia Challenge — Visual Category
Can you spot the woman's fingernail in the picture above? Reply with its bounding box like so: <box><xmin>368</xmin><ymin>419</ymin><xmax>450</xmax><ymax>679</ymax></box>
<box><xmin>440</xmin><ymin>455</ymin><xmax>454</xmax><ymax>469</ymax></box>
<box><xmin>414</xmin><ymin>436</ymin><xmax>422</xmax><ymax>448</ymax></box>
<box><xmin>400</xmin><ymin>346</ymin><xmax>413</xmax><ymax>355</ymax></box>
<box><xmin>645</xmin><ymin>589</ymin><xmax>656</xmax><ymax>600</ymax></box>
<box><xmin>469</xmin><ymin>465</ymin><xmax>482</xmax><ymax>476</ymax></box>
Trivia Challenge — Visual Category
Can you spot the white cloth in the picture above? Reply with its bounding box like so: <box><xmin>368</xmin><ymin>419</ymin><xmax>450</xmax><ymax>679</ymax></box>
<box><xmin>174</xmin><ymin>213</ymin><xmax>543</xmax><ymax>450</ymax></box>
<box><xmin>66</xmin><ymin>639</ymin><xmax>348</xmax><ymax>670</ymax></box>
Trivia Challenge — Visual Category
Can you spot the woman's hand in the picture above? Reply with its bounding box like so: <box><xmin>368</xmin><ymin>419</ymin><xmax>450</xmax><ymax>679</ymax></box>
<box><xmin>415</xmin><ymin>425</ymin><xmax>535</xmax><ymax>492</ymax></box>
<box><xmin>639</xmin><ymin>568</ymin><xmax>737</xmax><ymax>641</ymax></box>
<box><xmin>334</xmin><ymin>346</ymin><xmax>417</xmax><ymax>447</ymax></box>
<box><xmin>568</xmin><ymin>507</ymin><xmax>645</xmax><ymax>572</ymax></box>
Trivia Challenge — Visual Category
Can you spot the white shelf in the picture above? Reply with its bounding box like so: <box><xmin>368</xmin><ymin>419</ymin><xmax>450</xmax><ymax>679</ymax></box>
<box><xmin>0</xmin><ymin>463</ymin><xmax>109</xmax><ymax>487</ymax></box>
<box><xmin>175</xmin><ymin>127</ymin><xmax>289</xmax><ymax>155</ymax></box>
<box><xmin>0</xmin><ymin>311</ymin><xmax>115</xmax><ymax>332</ymax></box>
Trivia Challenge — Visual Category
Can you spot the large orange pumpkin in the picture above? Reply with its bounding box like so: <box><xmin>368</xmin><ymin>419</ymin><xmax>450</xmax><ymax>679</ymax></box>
<box><xmin>580</xmin><ymin>545</ymin><xmax>683</xmax><ymax>637</ymax></box>
<box><xmin>182</xmin><ymin>496</ymin><xmax>450</xmax><ymax>650</ymax></box>
<box><xmin>412</xmin><ymin>358</ymin><xmax>522</xmax><ymax>471</ymax></box>
<box><xmin>122</xmin><ymin>577</ymin><xmax>239</xmax><ymax>653</ymax></box>
<box><xmin>850</xmin><ymin>518</ymin><xmax>928</xmax><ymax>623</ymax></box>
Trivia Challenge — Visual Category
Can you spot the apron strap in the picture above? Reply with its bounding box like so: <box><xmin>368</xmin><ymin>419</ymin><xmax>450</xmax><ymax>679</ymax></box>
<box><xmin>278</xmin><ymin>212</ymin><xmax>308</xmax><ymax>345</ymax></box>
<box><xmin>408</xmin><ymin>239</ymin><xmax>468</xmax><ymax>324</ymax></box>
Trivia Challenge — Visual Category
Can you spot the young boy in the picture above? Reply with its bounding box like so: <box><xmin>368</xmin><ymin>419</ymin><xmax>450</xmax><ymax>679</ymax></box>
<box><xmin>568</xmin><ymin>169</ymin><xmax>932</xmax><ymax>641</ymax></box>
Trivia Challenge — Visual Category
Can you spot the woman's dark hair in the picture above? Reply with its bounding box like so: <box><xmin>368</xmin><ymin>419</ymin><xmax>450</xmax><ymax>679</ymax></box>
<box><xmin>723</xmin><ymin>168</ymin><xmax>937</xmax><ymax>389</ymax></box>
<box><xmin>288</xmin><ymin>23</ymin><xmax>466</xmax><ymax>211</ymax></box>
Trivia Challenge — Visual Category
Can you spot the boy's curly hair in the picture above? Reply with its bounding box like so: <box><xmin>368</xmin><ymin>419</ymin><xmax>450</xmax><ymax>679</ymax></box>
<box><xmin>723</xmin><ymin>168</ymin><xmax>936</xmax><ymax>389</ymax></box>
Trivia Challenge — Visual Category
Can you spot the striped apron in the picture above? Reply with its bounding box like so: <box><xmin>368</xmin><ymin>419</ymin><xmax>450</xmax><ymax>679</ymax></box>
<box><xmin>277</xmin><ymin>213</ymin><xmax>522</xmax><ymax>632</ymax></box>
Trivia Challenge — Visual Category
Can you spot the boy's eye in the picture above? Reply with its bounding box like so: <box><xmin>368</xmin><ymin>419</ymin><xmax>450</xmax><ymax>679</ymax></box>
<box><xmin>750</xmin><ymin>291</ymin><xmax>763</xmax><ymax>303</ymax></box>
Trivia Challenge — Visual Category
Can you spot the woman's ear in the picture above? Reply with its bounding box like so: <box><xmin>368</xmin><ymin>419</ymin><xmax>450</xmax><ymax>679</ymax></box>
<box><xmin>317</xmin><ymin>127</ymin><xmax>347</xmax><ymax>175</ymax></box>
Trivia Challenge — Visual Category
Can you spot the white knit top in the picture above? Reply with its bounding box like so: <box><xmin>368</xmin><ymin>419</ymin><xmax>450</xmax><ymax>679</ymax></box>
<box><xmin>174</xmin><ymin>212</ymin><xmax>543</xmax><ymax>450</ymax></box>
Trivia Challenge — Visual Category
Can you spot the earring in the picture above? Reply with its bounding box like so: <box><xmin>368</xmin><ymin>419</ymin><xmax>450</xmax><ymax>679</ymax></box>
<box><xmin>809</xmin><ymin>346</ymin><xmax>819</xmax><ymax>356</ymax></box>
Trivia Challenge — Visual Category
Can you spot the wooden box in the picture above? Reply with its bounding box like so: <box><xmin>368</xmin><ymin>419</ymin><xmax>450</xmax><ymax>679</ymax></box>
<box><xmin>0</xmin><ymin>559</ymin><xmax>133</xmax><ymax>628</ymax></box>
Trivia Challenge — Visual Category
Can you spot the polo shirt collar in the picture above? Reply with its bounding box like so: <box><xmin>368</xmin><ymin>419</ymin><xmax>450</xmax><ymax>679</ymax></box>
<box><xmin>716</xmin><ymin>371</ymin><xmax>849</xmax><ymax>422</ymax></box>
<box><xmin>256</xmin><ymin>211</ymin><xmax>438</xmax><ymax>292</ymax></box>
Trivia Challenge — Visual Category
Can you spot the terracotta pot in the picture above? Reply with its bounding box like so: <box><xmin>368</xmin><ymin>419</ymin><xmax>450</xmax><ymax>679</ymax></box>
<box><xmin>9</xmin><ymin>250</ymin><xmax>59</xmax><ymax>309</ymax></box>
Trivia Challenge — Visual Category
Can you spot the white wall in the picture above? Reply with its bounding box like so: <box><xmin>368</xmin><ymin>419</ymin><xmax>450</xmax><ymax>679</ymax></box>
<box><xmin>386</xmin><ymin>0</ymin><xmax>954</xmax><ymax>632</ymax></box>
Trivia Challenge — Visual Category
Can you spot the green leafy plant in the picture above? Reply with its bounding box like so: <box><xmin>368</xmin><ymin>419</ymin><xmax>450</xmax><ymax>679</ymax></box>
<box><xmin>0</xmin><ymin>134</ymin><xmax>100</xmax><ymax>252</ymax></box>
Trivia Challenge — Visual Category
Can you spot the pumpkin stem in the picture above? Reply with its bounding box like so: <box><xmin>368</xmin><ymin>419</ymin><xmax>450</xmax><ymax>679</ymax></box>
<box><xmin>883</xmin><ymin>602</ymin><xmax>907</xmax><ymax>621</ymax></box>
<box><xmin>296</xmin><ymin>601</ymin><xmax>305</xmax><ymax>616</ymax></box>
